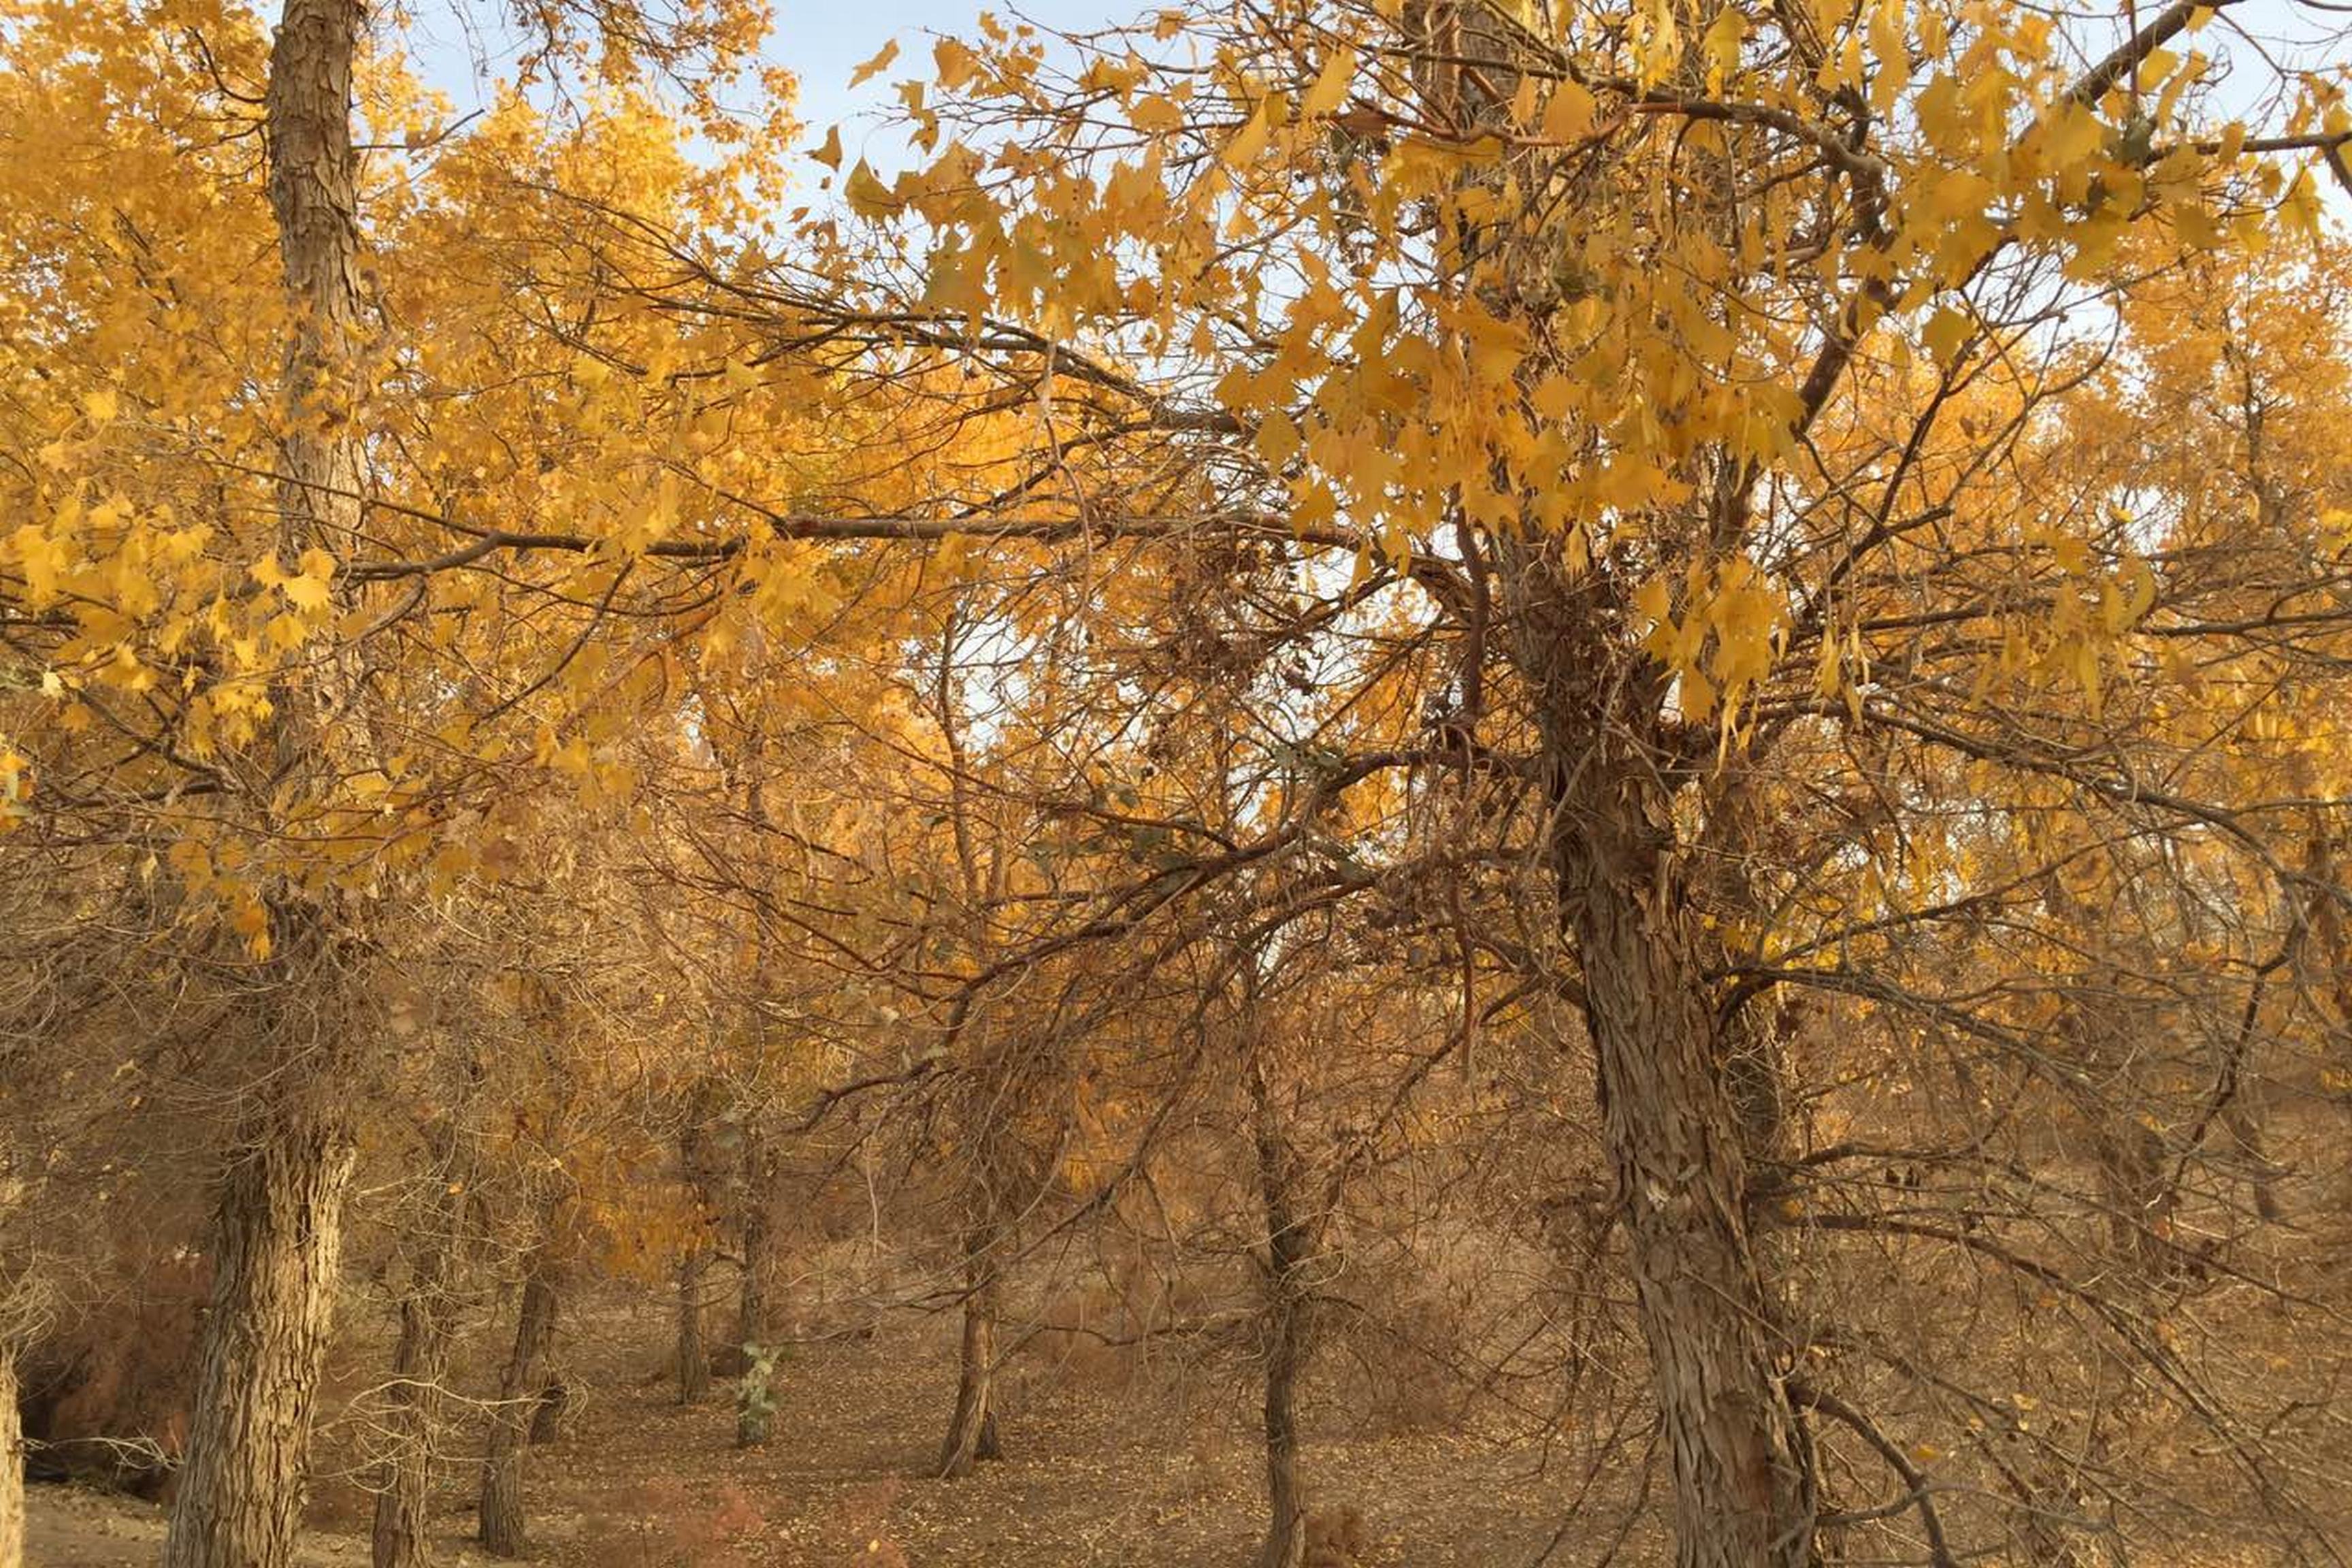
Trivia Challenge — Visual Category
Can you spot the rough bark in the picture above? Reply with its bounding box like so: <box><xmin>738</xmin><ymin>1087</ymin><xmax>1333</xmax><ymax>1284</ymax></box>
<box><xmin>527</xmin><ymin>1382</ymin><xmax>567</xmax><ymax>1446</ymax></box>
<box><xmin>164</xmin><ymin>6</ymin><xmax>368</xmax><ymax>1562</ymax></box>
<box><xmin>936</xmin><ymin>1237</ymin><xmax>1004</xmax><ymax>1477</ymax></box>
<box><xmin>1</xmin><ymin>1352</ymin><xmax>22</xmax><ymax>1568</ymax></box>
<box><xmin>477</xmin><ymin>1264</ymin><xmax>558</xmax><ymax>1558</ymax></box>
<box><xmin>163</xmin><ymin>1098</ymin><xmax>359</xmax><ymax>1568</ymax></box>
<box><xmin>1249</xmin><ymin>1062</ymin><xmax>1311</xmax><ymax>1568</ymax></box>
<box><xmin>1557</xmin><ymin>776</ymin><xmax>1815</xmax><ymax>1568</ymax></box>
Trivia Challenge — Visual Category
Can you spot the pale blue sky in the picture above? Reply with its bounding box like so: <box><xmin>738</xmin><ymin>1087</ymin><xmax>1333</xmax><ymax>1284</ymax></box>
<box><xmin>395</xmin><ymin>1</ymin><xmax>2345</xmax><ymax>194</ymax></box>
<box><xmin>403</xmin><ymin>1</ymin><xmax>1128</xmax><ymax>173</ymax></box>
<box><xmin>777</xmin><ymin>1</ymin><xmax>1122</xmax><ymax>133</ymax></box>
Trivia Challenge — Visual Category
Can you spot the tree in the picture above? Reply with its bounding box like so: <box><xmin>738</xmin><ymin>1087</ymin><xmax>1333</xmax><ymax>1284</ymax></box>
<box><xmin>624</xmin><ymin>2</ymin><xmax>2352</xmax><ymax>1558</ymax></box>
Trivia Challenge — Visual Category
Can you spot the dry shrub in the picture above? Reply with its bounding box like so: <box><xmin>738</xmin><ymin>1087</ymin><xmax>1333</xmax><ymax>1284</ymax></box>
<box><xmin>16</xmin><ymin>1250</ymin><xmax>207</xmax><ymax>1494</ymax></box>
<box><xmin>1303</xmin><ymin>1503</ymin><xmax>1370</xmax><ymax>1567</ymax></box>
<box><xmin>1025</xmin><ymin>1280</ymin><xmax>1145</xmax><ymax>1390</ymax></box>
<box><xmin>1332</xmin><ymin>1287</ymin><xmax>1475</xmax><ymax>1437</ymax></box>
<box><xmin>582</xmin><ymin>1475</ymin><xmax>768</xmax><ymax>1566</ymax></box>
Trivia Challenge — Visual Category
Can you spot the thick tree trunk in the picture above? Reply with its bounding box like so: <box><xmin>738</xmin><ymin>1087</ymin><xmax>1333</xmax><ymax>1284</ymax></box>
<box><xmin>477</xmin><ymin>1263</ymin><xmax>557</xmax><ymax>1558</ymax></box>
<box><xmin>936</xmin><ymin>1237</ymin><xmax>1004</xmax><ymax>1477</ymax></box>
<box><xmin>1249</xmin><ymin>1064</ymin><xmax>1311</xmax><ymax>1568</ymax></box>
<box><xmin>1561</xmin><ymin>789</ymin><xmax>1814</xmax><ymax>1568</ymax></box>
<box><xmin>164</xmin><ymin>1102</ymin><xmax>359</xmax><ymax>1568</ymax></box>
<box><xmin>676</xmin><ymin>1248</ymin><xmax>710</xmax><ymax>1405</ymax></box>
<box><xmin>1</xmin><ymin>1352</ymin><xmax>22</xmax><ymax>1568</ymax></box>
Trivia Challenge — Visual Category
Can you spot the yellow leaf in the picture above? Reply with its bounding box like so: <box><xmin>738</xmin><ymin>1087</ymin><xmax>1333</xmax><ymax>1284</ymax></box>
<box><xmin>1542</xmin><ymin>80</ymin><xmax>1595</xmax><ymax>142</ymax></box>
<box><xmin>1303</xmin><ymin>47</ymin><xmax>1356</xmax><ymax>120</ymax></box>
<box><xmin>845</xmin><ymin>159</ymin><xmax>900</xmax><ymax>219</ymax></box>
<box><xmin>849</xmin><ymin>38</ymin><xmax>900</xmax><ymax>88</ymax></box>
<box><xmin>811</xmin><ymin>124</ymin><xmax>844</xmax><ymax>171</ymax></box>
<box><xmin>1634</xmin><ymin>576</ymin><xmax>1672</xmax><ymax>628</ymax></box>
<box><xmin>1702</xmin><ymin>8</ymin><xmax>1746</xmax><ymax>94</ymax></box>
<box><xmin>1923</xmin><ymin>306</ymin><xmax>1970</xmax><ymax>367</ymax></box>
<box><xmin>1223</xmin><ymin>97</ymin><xmax>1277</xmax><ymax>169</ymax></box>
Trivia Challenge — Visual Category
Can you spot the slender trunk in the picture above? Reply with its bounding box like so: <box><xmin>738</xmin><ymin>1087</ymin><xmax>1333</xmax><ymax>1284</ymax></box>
<box><xmin>676</xmin><ymin>1248</ymin><xmax>710</xmax><ymax>1404</ymax></box>
<box><xmin>477</xmin><ymin>1262</ymin><xmax>557</xmax><ymax>1558</ymax></box>
<box><xmin>936</xmin><ymin>1235</ymin><xmax>1003</xmax><ymax>1477</ymax></box>
<box><xmin>370</xmin><ymin>1171</ymin><xmax>462</xmax><ymax>1568</ymax></box>
<box><xmin>368</xmin><ymin>1283</ymin><xmax>452</xmax><ymax>1568</ymax></box>
<box><xmin>735</xmin><ymin>1137</ymin><xmax>772</xmax><ymax>1360</ymax></box>
<box><xmin>1248</xmin><ymin>1063</ymin><xmax>1310</xmax><ymax>1568</ymax></box>
<box><xmin>164</xmin><ymin>1100</ymin><xmax>359</xmax><ymax>1568</ymax></box>
<box><xmin>1561</xmin><ymin>788</ymin><xmax>1814</xmax><ymax>1568</ymax></box>
<box><xmin>1</xmin><ymin>1352</ymin><xmax>22</xmax><ymax>1568</ymax></box>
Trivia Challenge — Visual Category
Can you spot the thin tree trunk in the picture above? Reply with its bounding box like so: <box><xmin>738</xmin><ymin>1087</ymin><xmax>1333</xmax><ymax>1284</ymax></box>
<box><xmin>164</xmin><ymin>1100</ymin><xmax>359</xmax><ymax>1568</ymax></box>
<box><xmin>1</xmin><ymin>1352</ymin><xmax>22</xmax><ymax>1568</ymax></box>
<box><xmin>1248</xmin><ymin>1061</ymin><xmax>1310</xmax><ymax>1568</ymax></box>
<box><xmin>735</xmin><ymin>1135</ymin><xmax>772</xmax><ymax>1360</ymax></box>
<box><xmin>936</xmin><ymin>1235</ymin><xmax>1003</xmax><ymax>1477</ymax></box>
<box><xmin>1561</xmin><ymin>792</ymin><xmax>1815</xmax><ymax>1568</ymax></box>
<box><xmin>370</xmin><ymin>1169</ymin><xmax>462</xmax><ymax>1568</ymax></box>
<box><xmin>477</xmin><ymin>1262</ymin><xmax>557</xmax><ymax>1558</ymax></box>
<box><xmin>676</xmin><ymin>1247</ymin><xmax>710</xmax><ymax>1405</ymax></box>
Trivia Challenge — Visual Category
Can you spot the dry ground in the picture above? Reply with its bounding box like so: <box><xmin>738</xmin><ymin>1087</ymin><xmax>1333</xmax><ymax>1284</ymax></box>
<box><xmin>27</xmin><ymin>1290</ymin><xmax>1609</xmax><ymax>1567</ymax></box>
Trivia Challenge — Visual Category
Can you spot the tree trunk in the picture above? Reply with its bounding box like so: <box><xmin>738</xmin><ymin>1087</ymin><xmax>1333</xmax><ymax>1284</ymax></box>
<box><xmin>1249</xmin><ymin>1062</ymin><xmax>1311</xmax><ymax>1568</ymax></box>
<box><xmin>527</xmin><ymin>1382</ymin><xmax>567</xmax><ymax>1446</ymax></box>
<box><xmin>477</xmin><ymin>1263</ymin><xmax>557</xmax><ymax>1558</ymax></box>
<box><xmin>166</xmin><ymin>4</ymin><xmax>368</xmax><ymax>1558</ymax></box>
<box><xmin>735</xmin><ymin>1136</ymin><xmax>772</xmax><ymax>1360</ymax></box>
<box><xmin>370</xmin><ymin>1172</ymin><xmax>462</xmax><ymax>1568</ymax></box>
<box><xmin>1561</xmin><ymin>787</ymin><xmax>1815</xmax><ymax>1568</ymax></box>
<box><xmin>676</xmin><ymin>1247</ymin><xmax>710</xmax><ymax>1405</ymax></box>
<box><xmin>368</xmin><ymin>1286</ymin><xmax>451</xmax><ymax>1568</ymax></box>
<box><xmin>1</xmin><ymin>1352</ymin><xmax>22</xmax><ymax>1568</ymax></box>
<box><xmin>936</xmin><ymin>1237</ymin><xmax>1004</xmax><ymax>1477</ymax></box>
<box><xmin>164</xmin><ymin>1102</ymin><xmax>359</xmax><ymax>1568</ymax></box>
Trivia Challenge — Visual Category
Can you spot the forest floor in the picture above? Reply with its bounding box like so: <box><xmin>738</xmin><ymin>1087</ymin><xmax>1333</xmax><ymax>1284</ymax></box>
<box><xmin>26</xmin><ymin>1289</ymin><xmax>1607</xmax><ymax>1567</ymax></box>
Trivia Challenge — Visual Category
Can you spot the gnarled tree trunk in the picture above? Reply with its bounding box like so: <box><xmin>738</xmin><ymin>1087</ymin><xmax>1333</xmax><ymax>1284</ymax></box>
<box><xmin>477</xmin><ymin>1260</ymin><xmax>558</xmax><ymax>1558</ymax></box>
<box><xmin>1558</xmin><ymin>777</ymin><xmax>1815</xmax><ymax>1568</ymax></box>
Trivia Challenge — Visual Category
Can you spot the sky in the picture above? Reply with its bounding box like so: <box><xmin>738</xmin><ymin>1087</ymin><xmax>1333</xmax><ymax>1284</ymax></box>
<box><xmin>397</xmin><ymin>1</ymin><xmax>2349</xmax><ymax>203</ymax></box>
<box><xmin>774</xmin><ymin>0</ymin><xmax>1120</xmax><ymax>134</ymax></box>
<box><xmin>404</xmin><ymin>0</ymin><xmax>1128</xmax><ymax>175</ymax></box>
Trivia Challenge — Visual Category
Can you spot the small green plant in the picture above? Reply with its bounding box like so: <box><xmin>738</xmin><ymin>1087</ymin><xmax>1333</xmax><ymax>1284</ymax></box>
<box><xmin>735</xmin><ymin>1341</ymin><xmax>782</xmax><ymax>1448</ymax></box>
